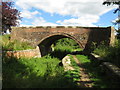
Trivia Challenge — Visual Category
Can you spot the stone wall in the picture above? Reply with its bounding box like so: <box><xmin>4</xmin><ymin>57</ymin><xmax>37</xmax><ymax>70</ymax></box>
<box><xmin>89</xmin><ymin>53</ymin><xmax>120</xmax><ymax>85</ymax></box>
<box><xmin>3</xmin><ymin>46</ymin><xmax>41</xmax><ymax>58</ymax></box>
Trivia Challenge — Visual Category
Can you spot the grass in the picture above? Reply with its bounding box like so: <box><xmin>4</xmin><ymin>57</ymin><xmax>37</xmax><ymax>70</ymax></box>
<box><xmin>3</xmin><ymin>36</ymin><xmax>119</xmax><ymax>88</ymax></box>
<box><xmin>2</xmin><ymin>36</ymin><xmax>85</xmax><ymax>88</ymax></box>
<box><xmin>93</xmin><ymin>39</ymin><xmax>120</xmax><ymax>67</ymax></box>
<box><xmin>3</xmin><ymin>55</ymin><xmax>74</xmax><ymax>88</ymax></box>
<box><xmin>1</xmin><ymin>34</ymin><xmax>34</xmax><ymax>51</ymax></box>
<box><xmin>64</xmin><ymin>70</ymin><xmax>80</xmax><ymax>86</ymax></box>
<box><xmin>50</xmin><ymin>38</ymin><xmax>83</xmax><ymax>60</ymax></box>
<box><xmin>69</xmin><ymin>55</ymin><xmax>80</xmax><ymax>71</ymax></box>
<box><xmin>2</xmin><ymin>37</ymin><xmax>82</xmax><ymax>88</ymax></box>
<box><xmin>2</xmin><ymin>54</ymin><xmax>81</xmax><ymax>88</ymax></box>
<box><xmin>61</xmin><ymin>54</ymin><xmax>82</xmax><ymax>87</ymax></box>
<box><xmin>75</xmin><ymin>54</ymin><xmax>117</xmax><ymax>88</ymax></box>
<box><xmin>64</xmin><ymin>55</ymin><xmax>81</xmax><ymax>84</ymax></box>
<box><xmin>52</xmin><ymin>38</ymin><xmax>82</xmax><ymax>52</ymax></box>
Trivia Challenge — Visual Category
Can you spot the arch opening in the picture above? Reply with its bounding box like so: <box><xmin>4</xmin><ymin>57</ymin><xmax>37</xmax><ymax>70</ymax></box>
<box><xmin>38</xmin><ymin>34</ymin><xmax>83</xmax><ymax>57</ymax></box>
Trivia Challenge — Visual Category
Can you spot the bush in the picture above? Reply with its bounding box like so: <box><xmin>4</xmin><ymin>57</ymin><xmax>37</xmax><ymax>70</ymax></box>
<box><xmin>93</xmin><ymin>39</ymin><xmax>120</xmax><ymax>67</ymax></box>
<box><xmin>93</xmin><ymin>43</ymin><xmax>110</xmax><ymax>58</ymax></box>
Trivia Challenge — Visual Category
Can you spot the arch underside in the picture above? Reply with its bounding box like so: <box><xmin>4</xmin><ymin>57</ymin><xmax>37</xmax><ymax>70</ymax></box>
<box><xmin>38</xmin><ymin>34</ymin><xmax>84</xmax><ymax>56</ymax></box>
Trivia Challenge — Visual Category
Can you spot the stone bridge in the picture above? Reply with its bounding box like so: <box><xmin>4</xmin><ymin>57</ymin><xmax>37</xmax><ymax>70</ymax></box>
<box><xmin>11</xmin><ymin>26</ymin><xmax>115</xmax><ymax>56</ymax></box>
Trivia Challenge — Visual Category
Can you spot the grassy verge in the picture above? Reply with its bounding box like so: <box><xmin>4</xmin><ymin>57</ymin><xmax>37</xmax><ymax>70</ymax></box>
<box><xmin>3</xmin><ymin>54</ymin><xmax>81</xmax><ymax>88</ymax></box>
<box><xmin>75</xmin><ymin>55</ymin><xmax>117</xmax><ymax>88</ymax></box>
<box><xmin>1</xmin><ymin>34</ymin><xmax>34</xmax><ymax>51</ymax></box>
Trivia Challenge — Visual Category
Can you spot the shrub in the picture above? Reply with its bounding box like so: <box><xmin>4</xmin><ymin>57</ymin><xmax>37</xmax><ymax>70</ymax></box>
<box><xmin>93</xmin><ymin>39</ymin><xmax>120</xmax><ymax>67</ymax></box>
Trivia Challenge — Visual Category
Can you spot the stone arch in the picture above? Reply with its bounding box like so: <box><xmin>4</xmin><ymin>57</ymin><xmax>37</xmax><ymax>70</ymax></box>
<box><xmin>37</xmin><ymin>33</ymin><xmax>84</xmax><ymax>56</ymax></box>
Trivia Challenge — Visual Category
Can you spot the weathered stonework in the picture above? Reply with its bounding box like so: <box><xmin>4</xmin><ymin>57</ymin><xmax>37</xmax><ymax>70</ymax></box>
<box><xmin>3</xmin><ymin>46</ymin><xmax>41</xmax><ymax>58</ymax></box>
<box><xmin>89</xmin><ymin>53</ymin><xmax>120</xmax><ymax>85</ymax></box>
<box><xmin>11</xmin><ymin>26</ymin><xmax>115</xmax><ymax>56</ymax></box>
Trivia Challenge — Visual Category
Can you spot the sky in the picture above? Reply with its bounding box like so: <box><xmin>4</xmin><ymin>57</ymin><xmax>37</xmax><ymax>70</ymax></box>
<box><xmin>13</xmin><ymin>0</ymin><xmax>118</xmax><ymax>28</ymax></box>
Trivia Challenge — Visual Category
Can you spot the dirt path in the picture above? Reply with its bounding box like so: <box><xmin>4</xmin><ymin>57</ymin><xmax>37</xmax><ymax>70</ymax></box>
<box><xmin>72</xmin><ymin>55</ymin><xmax>94</xmax><ymax>88</ymax></box>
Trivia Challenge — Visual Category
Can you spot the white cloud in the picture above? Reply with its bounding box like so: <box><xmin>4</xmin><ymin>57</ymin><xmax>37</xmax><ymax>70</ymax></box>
<box><xmin>20</xmin><ymin>24</ymin><xmax>33</xmax><ymax>27</ymax></box>
<box><xmin>20</xmin><ymin>17</ymin><xmax>58</xmax><ymax>26</ymax></box>
<box><xmin>16</xmin><ymin>0</ymin><xmax>116</xmax><ymax>16</ymax></box>
<box><xmin>56</xmin><ymin>15</ymin><xmax>99</xmax><ymax>26</ymax></box>
<box><xmin>21</xmin><ymin>10</ymin><xmax>41</xmax><ymax>19</ymax></box>
<box><xmin>31</xmin><ymin>17</ymin><xmax>58</xmax><ymax>26</ymax></box>
<box><xmin>15</xmin><ymin>0</ymin><xmax>117</xmax><ymax>26</ymax></box>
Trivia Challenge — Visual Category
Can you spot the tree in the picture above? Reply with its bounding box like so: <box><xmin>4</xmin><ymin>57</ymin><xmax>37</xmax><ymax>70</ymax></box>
<box><xmin>103</xmin><ymin>0</ymin><xmax>120</xmax><ymax>39</ymax></box>
<box><xmin>0</xmin><ymin>2</ymin><xmax>21</xmax><ymax>33</ymax></box>
<box><xmin>103</xmin><ymin>0</ymin><xmax>120</xmax><ymax>13</ymax></box>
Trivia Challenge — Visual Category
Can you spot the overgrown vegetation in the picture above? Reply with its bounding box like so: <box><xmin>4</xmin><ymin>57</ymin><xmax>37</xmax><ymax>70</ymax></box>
<box><xmin>3</xmin><ymin>54</ymin><xmax>82</xmax><ymax>88</ymax></box>
<box><xmin>2</xmin><ymin>37</ymin><xmax>81</xmax><ymax>88</ymax></box>
<box><xmin>50</xmin><ymin>38</ymin><xmax>82</xmax><ymax>59</ymax></box>
<box><xmin>75</xmin><ymin>55</ymin><xmax>117</xmax><ymax>88</ymax></box>
<box><xmin>93</xmin><ymin>39</ymin><xmax>120</xmax><ymax>67</ymax></box>
<box><xmin>52</xmin><ymin>38</ymin><xmax>82</xmax><ymax>52</ymax></box>
<box><xmin>2</xmin><ymin>34</ymin><xmax>120</xmax><ymax>88</ymax></box>
<box><xmin>1</xmin><ymin>34</ymin><xmax>34</xmax><ymax>51</ymax></box>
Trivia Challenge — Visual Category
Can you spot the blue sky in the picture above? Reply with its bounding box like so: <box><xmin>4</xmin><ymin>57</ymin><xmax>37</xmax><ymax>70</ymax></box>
<box><xmin>95</xmin><ymin>9</ymin><xmax>117</xmax><ymax>28</ymax></box>
<box><xmin>14</xmin><ymin>0</ymin><xmax>118</xmax><ymax>29</ymax></box>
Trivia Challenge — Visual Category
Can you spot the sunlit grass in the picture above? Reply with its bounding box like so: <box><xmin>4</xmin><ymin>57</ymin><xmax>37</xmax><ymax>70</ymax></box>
<box><xmin>1</xmin><ymin>34</ymin><xmax>34</xmax><ymax>51</ymax></box>
<box><xmin>3</xmin><ymin>54</ymin><xmax>82</xmax><ymax>88</ymax></box>
<box><xmin>3</xmin><ymin>55</ymin><xmax>65</xmax><ymax>88</ymax></box>
<box><xmin>3</xmin><ymin>35</ymin><xmax>117</xmax><ymax>88</ymax></box>
<box><xmin>53</xmin><ymin>38</ymin><xmax>82</xmax><ymax>51</ymax></box>
<box><xmin>75</xmin><ymin>54</ymin><xmax>113</xmax><ymax>88</ymax></box>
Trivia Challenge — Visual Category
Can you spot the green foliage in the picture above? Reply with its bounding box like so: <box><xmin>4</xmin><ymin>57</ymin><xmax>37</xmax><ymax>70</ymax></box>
<box><xmin>66</xmin><ymin>55</ymin><xmax>81</xmax><ymax>83</ymax></box>
<box><xmin>3</xmin><ymin>36</ymin><xmax>119</xmax><ymax>88</ymax></box>
<box><xmin>3</xmin><ymin>55</ymin><xmax>62</xmax><ymax>88</ymax></box>
<box><xmin>50</xmin><ymin>38</ymin><xmax>82</xmax><ymax>59</ymax></box>
<box><xmin>93</xmin><ymin>39</ymin><xmax>120</xmax><ymax>67</ymax></box>
<box><xmin>64</xmin><ymin>70</ymin><xmax>80</xmax><ymax>84</ymax></box>
<box><xmin>50</xmin><ymin>49</ymin><xmax>71</xmax><ymax>59</ymax></box>
<box><xmin>69</xmin><ymin>55</ymin><xmax>80</xmax><ymax>70</ymax></box>
<box><xmin>76</xmin><ymin>55</ymin><xmax>90</xmax><ymax>63</ymax></box>
<box><xmin>3</xmin><ymin>54</ymin><xmax>80</xmax><ymax>88</ymax></box>
<box><xmin>93</xmin><ymin>43</ymin><xmax>110</xmax><ymax>58</ymax></box>
<box><xmin>76</xmin><ymin>55</ymin><xmax>112</xmax><ymax>88</ymax></box>
<box><xmin>52</xmin><ymin>38</ymin><xmax>82</xmax><ymax>53</ymax></box>
<box><xmin>1</xmin><ymin>34</ymin><xmax>34</xmax><ymax>51</ymax></box>
<box><xmin>55</xmin><ymin>38</ymin><xmax>78</xmax><ymax>46</ymax></box>
<box><xmin>2</xmin><ymin>37</ymin><xmax>83</xmax><ymax>88</ymax></box>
